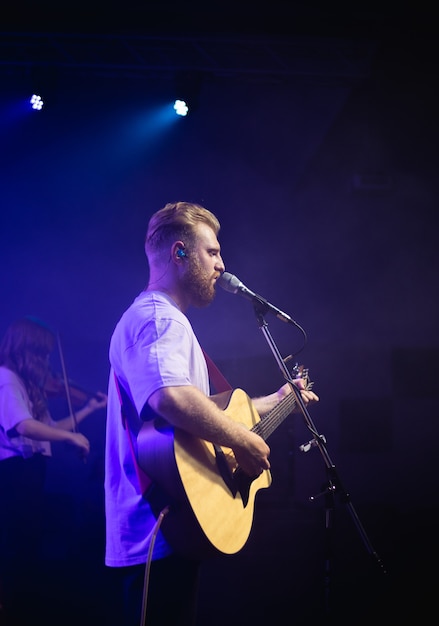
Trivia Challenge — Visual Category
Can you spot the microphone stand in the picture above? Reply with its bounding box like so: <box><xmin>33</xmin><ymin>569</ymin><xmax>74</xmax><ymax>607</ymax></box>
<box><xmin>251</xmin><ymin>302</ymin><xmax>387</xmax><ymax>619</ymax></box>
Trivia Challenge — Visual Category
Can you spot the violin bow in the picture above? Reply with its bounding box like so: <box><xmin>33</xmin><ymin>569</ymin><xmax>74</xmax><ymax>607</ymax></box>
<box><xmin>56</xmin><ymin>332</ymin><xmax>79</xmax><ymax>433</ymax></box>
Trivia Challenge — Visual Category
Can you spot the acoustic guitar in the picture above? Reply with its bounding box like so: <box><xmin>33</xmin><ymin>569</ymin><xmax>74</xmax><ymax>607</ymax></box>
<box><xmin>136</xmin><ymin>367</ymin><xmax>311</xmax><ymax>560</ymax></box>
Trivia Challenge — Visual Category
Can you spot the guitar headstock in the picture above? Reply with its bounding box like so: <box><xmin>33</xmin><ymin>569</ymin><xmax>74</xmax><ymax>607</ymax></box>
<box><xmin>291</xmin><ymin>363</ymin><xmax>313</xmax><ymax>391</ymax></box>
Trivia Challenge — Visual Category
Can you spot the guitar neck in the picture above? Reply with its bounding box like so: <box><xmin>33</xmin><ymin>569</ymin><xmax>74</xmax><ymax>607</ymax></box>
<box><xmin>252</xmin><ymin>389</ymin><xmax>299</xmax><ymax>441</ymax></box>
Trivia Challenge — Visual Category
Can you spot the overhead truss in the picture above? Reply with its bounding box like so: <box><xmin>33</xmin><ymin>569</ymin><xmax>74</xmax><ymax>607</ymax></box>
<box><xmin>0</xmin><ymin>31</ymin><xmax>377</xmax><ymax>83</ymax></box>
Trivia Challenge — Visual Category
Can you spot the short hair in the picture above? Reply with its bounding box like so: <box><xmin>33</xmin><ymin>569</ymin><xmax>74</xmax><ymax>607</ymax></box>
<box><xmin>145</xmin><ymin>201</ymin><xmax>220</xmax><ymax>257</ymax></box>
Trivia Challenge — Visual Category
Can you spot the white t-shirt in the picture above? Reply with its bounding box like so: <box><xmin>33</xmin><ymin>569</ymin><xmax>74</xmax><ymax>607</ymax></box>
<box><xmin>0</xmin><ymin>366</ymin><xmax>52</xmax><ymax>460</ymax></box>
<box><xmin>104</xmin><ymin>290</ymin><xmax>209</xmax><ymax>567</ymax></box>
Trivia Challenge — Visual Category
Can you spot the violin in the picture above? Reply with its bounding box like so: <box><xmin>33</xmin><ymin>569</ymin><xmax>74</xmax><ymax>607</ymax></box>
<box><xmin>44</xmin><ymin>371</ymin><xmax>102</xmax><ymax>408</ymax></box>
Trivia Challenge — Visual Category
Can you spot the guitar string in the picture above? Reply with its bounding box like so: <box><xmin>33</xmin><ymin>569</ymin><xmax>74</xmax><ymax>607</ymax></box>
<box><xmin>253</xmin><ymin>388</ymin><xmax>298</xmax><ymax>440</ymax></box>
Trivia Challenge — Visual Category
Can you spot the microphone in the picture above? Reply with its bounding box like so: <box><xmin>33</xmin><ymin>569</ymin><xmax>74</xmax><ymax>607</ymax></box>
<box><xmin>218</xmin><ymin>271</ymin><xmax>295</xmax><ymax>325</ymax></box>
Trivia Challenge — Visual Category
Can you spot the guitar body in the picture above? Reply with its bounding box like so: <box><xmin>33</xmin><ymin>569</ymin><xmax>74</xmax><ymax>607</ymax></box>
<box><xmin>136</xmin><ymin>388</ymin><xmax>272</xmax><ymax>559</ymax></box>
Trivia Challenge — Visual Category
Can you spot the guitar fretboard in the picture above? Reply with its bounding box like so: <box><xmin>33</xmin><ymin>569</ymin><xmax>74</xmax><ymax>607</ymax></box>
<box><xmin>252</xmin><ymin>388</ymin><xmax>299</xmax><ymax>441</ymax></box>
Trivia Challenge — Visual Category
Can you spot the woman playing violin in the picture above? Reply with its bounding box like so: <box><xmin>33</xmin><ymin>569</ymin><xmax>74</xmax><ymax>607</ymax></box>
<box><xmin>0</xmin><ymin>316</ymin><xmax>107</xmax><ymax>625</ymax></box>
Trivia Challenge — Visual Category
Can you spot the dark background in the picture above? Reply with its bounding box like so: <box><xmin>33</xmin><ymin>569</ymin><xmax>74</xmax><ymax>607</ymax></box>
<box><xmin>1</xmin><ymin>3</ymin><xmax>438</xmax><ymax>625</ymax></box>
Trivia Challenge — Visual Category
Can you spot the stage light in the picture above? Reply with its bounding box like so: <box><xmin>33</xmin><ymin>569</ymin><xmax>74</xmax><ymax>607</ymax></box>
<box><xmin>30</xmin><ymin>94</ymin><xmax>44</xmax><ymax>110</ymax></box>
<box><xmin>173</xmin><ymin>99</ymin><xmax>189</xmax><ymax>117</ymax></box>
<box><xmin>173</xmin><ymin>71</ymin><xmax>203</xmax><ymax>117</ymax></box>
